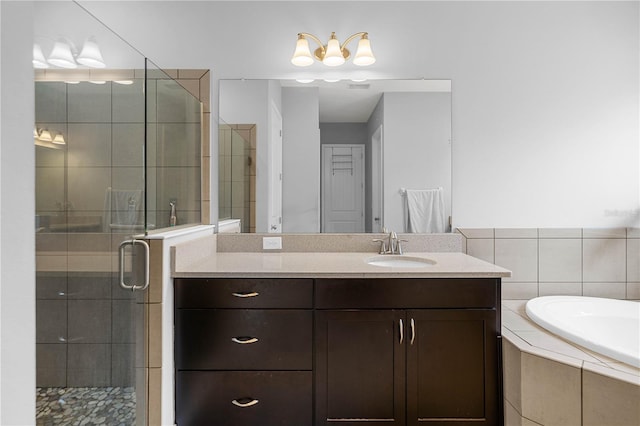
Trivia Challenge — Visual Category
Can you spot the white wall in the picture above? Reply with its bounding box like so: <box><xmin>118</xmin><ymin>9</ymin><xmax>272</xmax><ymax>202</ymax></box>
<box><xmin>383</xmin><ymin>92</ymin><xmax>452</xmax><ymax>232</ymax></box>
<box><xmin>282</xmin><ymin>87</ymin><xmax>321</xmax><ymax>232</ymax></box>
<box><xmin>0</xmin><ymin>1</ymin><xmax>35</xmax><ymax>424</ymax></box>
<box><xmin>79</xmin><ymin>0</ymin><xmax>639</xmax><ymax>229</ymax></box>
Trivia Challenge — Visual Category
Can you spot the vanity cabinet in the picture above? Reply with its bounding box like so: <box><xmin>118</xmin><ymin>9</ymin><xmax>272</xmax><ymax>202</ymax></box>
<box><xmin>174</xmin><ymin>277</ymin><xmax>501</xmax><ymax>426</ymax></box>
<box><xmin>315</xmin><ymin>278</ymin><xmax>500</xmax><ymax>426</ymax></box>
<box><xmin>174</xmin><ymin>278</ymin><xmax>314</xmax><ymax>426</ymax></box>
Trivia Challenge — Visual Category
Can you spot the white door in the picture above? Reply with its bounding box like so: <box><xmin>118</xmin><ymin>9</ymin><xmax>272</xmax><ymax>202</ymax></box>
<box><xmin>268</xmin><ymin>103</ymin><xmax>283</xmax><ymax>233</ymax></box>
<box><xmin>371</xmin><ymin>125</ymin><xmax>383</xmax><ymax>232</ymax></box>
<box><xmin>321</xmin><ymin>144</ymin><xmax>365</xmax><ymax>233</ymax></box>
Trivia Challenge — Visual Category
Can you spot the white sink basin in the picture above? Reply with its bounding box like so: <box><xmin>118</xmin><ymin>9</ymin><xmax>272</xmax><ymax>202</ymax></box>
<box><xmin>366</xmin><ymin>255</ymin><xmax>436</xmax><ymax>268</ymax></box>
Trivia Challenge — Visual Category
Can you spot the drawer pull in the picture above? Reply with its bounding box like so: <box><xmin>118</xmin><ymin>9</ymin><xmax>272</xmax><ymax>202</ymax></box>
<box><xmin>232</xmin><ymin>398</ymin><xmax>259</xmax><ymax>408</ymax></box>
<box><xmin>231</xmin><ymin>337</ymin><xmax>259</xmax><ymax>344</ymax></box>
<box><xmin>410</xmin><ymin>318</ymin><xmax>416</xmax><ymax>345</ymax></box>
<box><xmin>399</xmin><ymin>319</ymin><xmax>404</xmax><ymax>345</ymax></box>
<box><xmin>232</xmin><ymin>292</ymin><xmax>259</xmax><ymax>298</ymax></box>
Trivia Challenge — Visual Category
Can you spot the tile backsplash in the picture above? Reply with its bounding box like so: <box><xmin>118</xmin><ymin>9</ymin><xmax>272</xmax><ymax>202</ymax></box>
<box><xmin>457</xmin><ymin>228</ymin><xmax>640</xmax><ymax>300</ymax></box>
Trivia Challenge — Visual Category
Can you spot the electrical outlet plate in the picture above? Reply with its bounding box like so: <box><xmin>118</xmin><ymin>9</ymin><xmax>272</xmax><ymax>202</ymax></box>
<box><xmin>262</xmin><ymin>237</ymin><xmax>282</xmax><ymax>250</ymax></box>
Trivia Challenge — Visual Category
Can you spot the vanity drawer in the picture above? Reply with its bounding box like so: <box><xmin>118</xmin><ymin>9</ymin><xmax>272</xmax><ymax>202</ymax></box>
<box><xmin>176</xmin><ymin>371</ymin><xmax>312</xmax><ymax>426</ymax></box>
<box><xmin>315</xmin><ymin>278</ymin><xmax>499</xmax><ymax>309</ymax></box>
<box><xmin>175</xmin><ymin>309</ymin><xmax>313</xmax><ymax>370</ymax></box>
<box><xmin>174</xmin><ymin>278</ymin><xmax>313</xmax><ymax>308</ymax></box>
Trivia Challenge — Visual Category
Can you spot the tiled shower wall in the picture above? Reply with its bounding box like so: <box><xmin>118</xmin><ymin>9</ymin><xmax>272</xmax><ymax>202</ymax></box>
<box><xmin>457</xmin><ymin>228</ymin><xmax>640</xmax><ymax>300</ymax></box>
<box><xmin>218</xmin><ymin>124</ymin><xmax>256</xmax><ymax>233</ymax></box>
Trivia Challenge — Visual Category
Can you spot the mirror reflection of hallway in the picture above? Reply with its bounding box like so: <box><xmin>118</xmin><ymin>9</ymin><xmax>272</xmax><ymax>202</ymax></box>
<box><xmin>321</xmin><ymin>145</ymin><xmax>365</xmax><ymax>233</ymax></box>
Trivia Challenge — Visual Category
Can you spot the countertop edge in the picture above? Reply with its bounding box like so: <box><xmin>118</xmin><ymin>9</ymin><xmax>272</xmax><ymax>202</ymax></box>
<box><xmin>172</xmin><ymin>271</ymin><xmax>510</xmax><ymax>279</ymax></box>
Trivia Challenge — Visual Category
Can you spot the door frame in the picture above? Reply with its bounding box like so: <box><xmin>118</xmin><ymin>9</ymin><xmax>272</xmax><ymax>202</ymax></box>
<box><xmin>371</xmin><ymin>125</ymin><xmax>383</xmax><ymax>232</ymax></box>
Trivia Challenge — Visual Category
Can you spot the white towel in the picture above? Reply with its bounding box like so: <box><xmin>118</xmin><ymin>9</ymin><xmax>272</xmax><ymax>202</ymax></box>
<box><xmin>103</xmin><ymin>187</ymin><xmax>143</xmax><ymax>231</ymax></box>
<box><xmin>405</xmin><ymin>188</ymin><xmax>446</xmax><ymax>233</ymax></box>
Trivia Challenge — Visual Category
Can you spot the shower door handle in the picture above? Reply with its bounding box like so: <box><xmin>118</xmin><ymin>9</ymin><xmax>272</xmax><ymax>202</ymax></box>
<box><xmin>118</xmin><ymin>238</ymin><xmax>150</xmax><ymax>292</ymax></box>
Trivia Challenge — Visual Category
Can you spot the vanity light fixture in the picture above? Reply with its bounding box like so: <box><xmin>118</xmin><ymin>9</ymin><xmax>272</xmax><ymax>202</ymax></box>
<box><xmin>47</xmin><ymin>39</ymin><xmax>78</xmax><ymax>69</ymax></box>
<box><xmin>52</xmin><ymin>134</ymin><xmax>66</xmax><ymax>145</ymax></box>
<box><xmin>34</xmin><ymin>129</ymin><xmax>65</xmax><ymax>149</ymax></box>
<box><xmin>33</xmin><ymin>44</ymin><xmax>49</xmax><ymax>69</ymax></box>
<box><xmin>76</xmin><ymin>37</ymin><xmax>106</xmax><ymax>68</ymax></box>
<box><xmin>40</xmin><ymin>36</ymin><xmax>106</xmax><ymax>69</ymax></box>
<box><xmin>291</xmin><ymin>32</ymin><xmax>376</xmax><ymax>67</ymax></box>
<box><xmin>38</xmin><ymin>129</ymin><xmax>53</xmax><ymax>142</ymax></box>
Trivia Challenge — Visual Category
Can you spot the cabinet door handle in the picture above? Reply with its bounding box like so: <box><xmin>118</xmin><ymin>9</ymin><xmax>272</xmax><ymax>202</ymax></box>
<box><xmin>410</xmin><ymin>318</ymin><xmax>416</xmax><ymax>345</ymax></box>
<box><xmin>399</xmin><ymin>319</ymin><xmax>404</xmax><ymax>345</ymax></box>
<box><xmin>232</xmin><ymin>398</ymin><xmax>259</xmax><ymax>408</ymax></box>
<box><xmin>231</xmin><ymin>291</ymin><xmax>259</xmax><ymax>298</ymax></box>
<box><xmin>231</xmin><ymin>337</ymin><xmax>259</xmax><ymax>344</ymax></box>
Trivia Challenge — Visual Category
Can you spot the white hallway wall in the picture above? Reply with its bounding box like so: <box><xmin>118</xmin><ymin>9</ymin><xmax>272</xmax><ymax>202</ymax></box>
<box><xmin>80</xmin><ymin>0</ymin><xmax>640</xmax><ymax>229</ymax></box>
<box><xmin>0</xmin><ymin>1</ymin><xmax>638</xmax><ymax>423</ymax></box>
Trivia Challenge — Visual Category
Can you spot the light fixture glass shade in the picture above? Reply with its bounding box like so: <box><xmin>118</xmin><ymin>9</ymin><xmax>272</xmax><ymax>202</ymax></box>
<box><xmin>52</xmin><ymin>134</ymin><xmax>66</xmax><ymax>145</ymax></box>
<box><xmin>77</xmin><ymin>37</ymin><xmax>106</xmax><ymax>68</ymax></box>
<box><xmin>47</xmin><ymin>40</ymin><xmax>77</xmax><ymax>69</ymax></box>
<box><xmin>323</xmin><ymin>35</ymin><xmax>345</xmax><ymax>66</ymax></box>
<box><xmin>34</xmin><ymin>128</ymin><xmax>40</xmax><ymax>139</ymax></box>
<box><xmin>353</xmin><ymin>35</ymin><xmax>376</xmax><ymax>66</ymax></box>
<box><xmin>33</xmin><ymin>44</ymin><xmax>49</xmax><ymax>69</ymax></box>
<box><xmin>39</xmin><ymin>130</ymin><xmax>53</xmax><ymax>142</ymax></box>
<box><xmin>291</xmin><ymin>35</ymin><xmax>314</xmax><ymax>67</ymax></box>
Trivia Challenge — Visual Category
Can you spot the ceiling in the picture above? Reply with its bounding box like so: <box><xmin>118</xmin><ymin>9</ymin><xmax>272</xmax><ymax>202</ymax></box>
<box><xmin>281</xmin><ymin>79</ymin><xmax>451</xmax><ymax>122</ymax></box>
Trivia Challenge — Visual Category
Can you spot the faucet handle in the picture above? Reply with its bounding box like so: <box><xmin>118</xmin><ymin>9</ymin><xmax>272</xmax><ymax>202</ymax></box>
<box><xmin>396</xmin><ymin>238</ymin><xmax>409</xmax><ymax>255</ymax></box>
<box><xmin>372</xmin><ymin>238</ymin><xmax>388</xmax><ymax>255</ymax></box>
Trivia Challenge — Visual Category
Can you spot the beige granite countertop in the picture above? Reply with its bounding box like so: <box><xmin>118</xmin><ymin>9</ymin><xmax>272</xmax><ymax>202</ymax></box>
<box><xmin>172</xmin><ymin>251</ymin><xmax>511</xmax><ymax>279</ymax></box>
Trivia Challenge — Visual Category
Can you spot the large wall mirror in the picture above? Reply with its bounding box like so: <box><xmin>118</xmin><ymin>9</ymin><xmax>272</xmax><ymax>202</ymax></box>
<box><xmin>218</xmin><ymin>79</ymin><xmax>452</xmax><ymax>234</ymax></box>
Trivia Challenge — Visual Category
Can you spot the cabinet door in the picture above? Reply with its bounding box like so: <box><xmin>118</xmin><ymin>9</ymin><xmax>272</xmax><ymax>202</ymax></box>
<box><xmin>406</xmin><ymin>309</ymin><xmax>498</xmax><ymax>425</ymax></box>
<box><xmin>315</xmin><ymin>310</ymin><xmax>406</xmax><ymax>426</ymax></box>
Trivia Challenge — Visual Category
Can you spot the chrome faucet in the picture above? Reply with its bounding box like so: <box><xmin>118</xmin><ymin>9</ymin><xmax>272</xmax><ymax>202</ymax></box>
<box><xmin>373</xmin><ymin>230</ymin><xmax>408</xmax><ymax>255</ymax></box>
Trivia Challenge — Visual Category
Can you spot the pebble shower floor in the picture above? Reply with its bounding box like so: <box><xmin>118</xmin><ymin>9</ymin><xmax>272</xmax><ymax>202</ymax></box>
<box><xmin>36</xmin><ymin>387</ymin><xmax>136</xmax><ymax>426</ymax></box>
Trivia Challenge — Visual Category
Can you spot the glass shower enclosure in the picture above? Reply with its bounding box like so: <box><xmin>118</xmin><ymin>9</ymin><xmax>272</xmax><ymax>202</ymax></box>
<box><xmin>34</xmin><ymin>2</ymin><xmax>202</xmax><ymax>424</ymax></box>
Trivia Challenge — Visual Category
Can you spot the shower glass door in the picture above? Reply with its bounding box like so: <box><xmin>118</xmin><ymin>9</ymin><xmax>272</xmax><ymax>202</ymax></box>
<box><xmin>32</xmin><ymin>2</ymin><xmax>203</xmax><ymax>425</ymax></box>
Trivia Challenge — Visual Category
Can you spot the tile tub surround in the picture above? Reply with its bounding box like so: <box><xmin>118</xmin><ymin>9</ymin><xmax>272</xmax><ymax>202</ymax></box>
<box><xmin>502</xmin><ymin>300</ymin><xmax>640</xmax><ymax>426</ymax></box>
<box><xmin>457</xmin><ymin>228</ymin><xmax>640</xmax><ymax>300</ymax></box>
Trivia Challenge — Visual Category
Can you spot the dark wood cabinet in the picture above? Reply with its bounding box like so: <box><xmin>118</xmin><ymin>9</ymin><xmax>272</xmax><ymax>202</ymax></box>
<box><xmin>175</xmin><ymin>277</ymin><xmax>502</xmax><ymax>426</ymax></box>
<box><xmin>174</xmin><ymin>278</ymin><xmax>314</xmax><ymax>426</ymax></box>
<box><xmin>314</xmin><ymin>278</ymin><xmax>501</xmax><ymax>426</ymax></box>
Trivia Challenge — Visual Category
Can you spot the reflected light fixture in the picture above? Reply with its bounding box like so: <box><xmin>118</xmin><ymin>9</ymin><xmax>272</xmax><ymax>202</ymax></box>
<box><xmin>47</xmin><ymin>39</ymin><xmax>78</xmax><ymax>69</ymax></box>
<box><xmin>291</xmin><ymin>32</ymin><xmax>376</xmax><ymax>67</ymax></box>
<box><xmin>76</xmin><ymin>36</ymin><xmax>106</xmax><ymax>68</ymax></box>
<box><xmin>33</xmin><ymin>44</ymin><xmax>49</xmax><ymax>69</ymax></box>
<box><xmin>52</xmin><ymin>133</ymin><xmax>66</xmax><ymax>145</ymax></box>
<box><xmin>38</xmin><ymin>129</ymin><xmax>53</xmax><ymax>142</ymax></box>
<box><xmin>39</xmin><ymin>36</ymin><xmax>106</xmax><ymax>69</ymax></box>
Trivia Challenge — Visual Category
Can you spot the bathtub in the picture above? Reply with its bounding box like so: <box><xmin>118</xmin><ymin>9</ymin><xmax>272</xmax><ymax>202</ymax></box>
<box><xmin>525</xmin><ymin>296</ymin><xmax>640</xmax><ymax>368</ymax></box>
